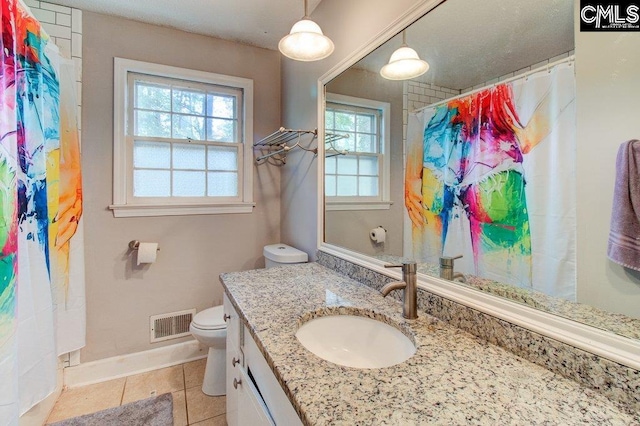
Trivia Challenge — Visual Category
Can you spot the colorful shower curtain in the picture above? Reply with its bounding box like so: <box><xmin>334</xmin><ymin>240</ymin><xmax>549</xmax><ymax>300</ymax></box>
<box><xmin>1</xmin><ymin>0</ymin><xmax>84</xmax><ymax>423</ymax></box>
<box><xmin>404</xmin><ymin>62</ymin><xmax>576</xmax><ymax>300</ymax></box>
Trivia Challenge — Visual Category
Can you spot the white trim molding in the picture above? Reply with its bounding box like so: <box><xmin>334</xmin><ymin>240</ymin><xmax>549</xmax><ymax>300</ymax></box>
<box><xmin>112</xmin><ymin>57</ymin><xmax>254</xmax><ymax>217</ymax></box>
<box><xmin>64</xmin><ymin>340</ymin><xmax>206</xmax><ymax>388</ymax></box>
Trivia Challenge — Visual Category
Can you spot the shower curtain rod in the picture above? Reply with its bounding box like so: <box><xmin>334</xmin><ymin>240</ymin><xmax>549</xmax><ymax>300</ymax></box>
<box><xmin>412</xmin><ymin>54</ymin><xmax>575</xmax><ymax>114</ymax></box>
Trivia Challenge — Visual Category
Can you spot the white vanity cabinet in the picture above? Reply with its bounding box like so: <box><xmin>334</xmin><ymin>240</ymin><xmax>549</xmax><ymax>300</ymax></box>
<box><xmin>224</xmin><ymin>293</ymin><xmax>302</xmax><ymax>426</ymax></box>
<box><xmin>223</xmin><ymin>294</ymin><xmax>241</xmax><ymax>426</ymax></box>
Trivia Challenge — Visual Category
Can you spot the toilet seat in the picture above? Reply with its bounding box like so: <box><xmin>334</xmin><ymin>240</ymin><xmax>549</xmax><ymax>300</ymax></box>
<box><xmin>192</xmin><ymin>305</ymin><xmax>226</xmax><ymax>330</ymax></box>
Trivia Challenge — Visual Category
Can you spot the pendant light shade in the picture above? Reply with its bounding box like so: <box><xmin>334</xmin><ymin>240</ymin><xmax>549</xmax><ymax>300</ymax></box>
<box><xmin>380</xmin><ymin>31</ymin><xmax>429</xmax><ymax>80</ymax></box>
<box><xmin>278</xmin><ymin>0</ymin><xmax>334</xmax><ymax>61</ymax></box>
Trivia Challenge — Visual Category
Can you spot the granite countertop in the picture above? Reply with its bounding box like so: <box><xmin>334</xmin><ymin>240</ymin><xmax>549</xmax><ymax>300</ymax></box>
<box><xmin>220</xmin><ymin>263</ymin><xmax>638</xmax><ymax>425</ymax></box>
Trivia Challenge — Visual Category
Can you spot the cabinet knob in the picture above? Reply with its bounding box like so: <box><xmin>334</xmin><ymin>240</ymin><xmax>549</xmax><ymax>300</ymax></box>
<box><xmin>233</xmin><ymin>378</ymin><xmax>242</xmax><ymax>389</ymax></box>
<box><xmin>223</xmin><ymin>314</ymin><xmax>231</xmax><ymax>322</ymax></box>
<box><xmin>232</xmin><ymin>357</ymin><xmax>240</xmax><ymax>367</ymax></box>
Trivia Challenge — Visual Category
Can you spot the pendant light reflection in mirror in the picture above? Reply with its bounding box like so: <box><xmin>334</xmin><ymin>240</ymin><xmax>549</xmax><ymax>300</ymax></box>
<box><xmin>380</xmin><ymin>30</ymin><xmax>429</xmax><ymax>80</ymax></box>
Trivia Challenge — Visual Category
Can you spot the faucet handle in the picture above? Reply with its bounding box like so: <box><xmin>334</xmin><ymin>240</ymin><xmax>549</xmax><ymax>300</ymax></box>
<box><xmin>384</xmin><ymin>260</ymin><xmax>417</xmax><ymax>273</ymax></box>
<box><xmin>384</xmin><ymin>263</ymin><xmax>403</xmax><ymax>269</ymax></box>
<box><xmin>440</xmin><ymin>255</ymin><xmax>462</xmax><ymax>267</ymax></box>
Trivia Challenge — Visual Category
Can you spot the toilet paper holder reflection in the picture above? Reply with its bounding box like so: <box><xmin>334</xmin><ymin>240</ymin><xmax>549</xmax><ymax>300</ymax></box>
<box><xmin>128</xmin><ymin>240</ymin><xmax>160</xmax><ymax>251</ymax></box>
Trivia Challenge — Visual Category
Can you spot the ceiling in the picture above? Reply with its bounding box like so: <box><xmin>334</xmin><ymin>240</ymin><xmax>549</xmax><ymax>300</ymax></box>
<box><xmin>52</xmin><ymin>0</ymin><xmax>323</xmax><ymax>50</ymax></box>
<box><xmin>52</xmin><ymin>0</ymin><xmax>574</xmax><ymax>90</ymax></box>
<box><xmin>355</xmin><ymin>0</ymin><xmax>574</xmax><ymax>90</ymax></box>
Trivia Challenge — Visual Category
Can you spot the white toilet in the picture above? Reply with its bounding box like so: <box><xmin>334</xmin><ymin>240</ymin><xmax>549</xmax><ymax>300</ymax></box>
<box><xmin>189</xmin><ymin>305</ymin><xmax>227</xmax><ymax>396</ymax></box>
<box><xmin>190</xmin><ymin>244</ymin><xmax>307</xmax><ymax>396</ymax></box>
<box><xmin>263</xmin><ymin>243</ymin><xmax>308</xmax><ymax>268</ymax></box>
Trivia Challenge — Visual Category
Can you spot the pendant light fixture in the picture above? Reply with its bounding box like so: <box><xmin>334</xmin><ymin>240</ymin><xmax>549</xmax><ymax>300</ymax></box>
<box><xmin>278</xmin><ymin>0</ymin><xmax>334</xmax><ymax>61</ymax></box>
<box><xmin>380</xmin><ymin>30</ymin><xmax>429</xmax><ymax>80</ymax></box>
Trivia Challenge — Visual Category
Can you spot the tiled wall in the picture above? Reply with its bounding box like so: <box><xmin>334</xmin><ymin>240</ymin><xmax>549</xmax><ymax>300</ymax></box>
<box><xmin>402</xmin><ymin>81</ymin><xmax>458</xmax><ymax>142</ymax></box>
<box><xmin>24</xmin><ymin>0</ymin><xmax>82</xmax><ymax>133</ymax></box>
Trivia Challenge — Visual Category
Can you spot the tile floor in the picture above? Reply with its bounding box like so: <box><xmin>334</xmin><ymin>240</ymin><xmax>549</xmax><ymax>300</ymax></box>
<box><xmin>46</xmin><ymin>358</ymin><xmax>226</xmax><ymax>425</ymax></box>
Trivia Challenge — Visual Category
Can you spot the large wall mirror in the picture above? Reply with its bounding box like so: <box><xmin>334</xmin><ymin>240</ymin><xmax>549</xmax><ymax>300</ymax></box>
<box><xmin>321</xmin><ymin>0</ymin><xmax>640</xmax><ymax>352</ymax></box>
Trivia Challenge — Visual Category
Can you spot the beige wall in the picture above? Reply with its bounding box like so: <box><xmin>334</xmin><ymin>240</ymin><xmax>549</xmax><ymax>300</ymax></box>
<box><xmin>82</xmin><ymin>12</ymin><xmax>281</xmax><ymax>361</ymax></box>
<box><xmin>281</xmin><ymin>0</ymin><xmax>423</xmax><ymax>259</ymax></box>
<box><xmin>575</xmin><ymin>10</ymin><xmax>640</xmax><ymax>315</ymax></box>
<box><xmin>325</xmin><ymin>68</ymin><xmax>405</xmax><ymax>256</ymax></box>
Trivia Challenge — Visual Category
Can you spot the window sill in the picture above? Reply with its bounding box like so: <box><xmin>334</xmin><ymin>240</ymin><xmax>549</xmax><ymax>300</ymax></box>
<box><xmin>109</xmin><ymin>202</ymin><xmax>256</xmax><ymax>217</ymax></box>
<box><xmin>326</xmin><ymin>201</ymin><xmax>393</xmax><ymax>211</ymax></box>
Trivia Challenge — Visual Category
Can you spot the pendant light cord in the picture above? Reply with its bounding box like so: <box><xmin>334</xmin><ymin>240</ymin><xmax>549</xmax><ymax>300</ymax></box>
<box><xmin>303</xmin><ymin>0</ymin><xmax>309</xmax><ymax>18</ymax></box>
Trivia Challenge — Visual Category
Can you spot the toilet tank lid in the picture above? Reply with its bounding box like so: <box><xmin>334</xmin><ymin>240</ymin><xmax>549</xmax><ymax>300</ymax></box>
<box><xmin>263</xmin><ymin>244</ymin><xmax>308</xmax><ymax>263</ymax></box>
<box><xmin>192</xmin><ymin>305</ymin><xmax>226</xmax><ymax>329</ymax></box>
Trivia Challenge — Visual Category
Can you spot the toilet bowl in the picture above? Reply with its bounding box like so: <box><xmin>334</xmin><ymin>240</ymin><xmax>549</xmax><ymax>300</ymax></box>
<box><xmin>189</xmin><ymin>305</ymin><xmax>227</xmax><ymax>396</ymax></box>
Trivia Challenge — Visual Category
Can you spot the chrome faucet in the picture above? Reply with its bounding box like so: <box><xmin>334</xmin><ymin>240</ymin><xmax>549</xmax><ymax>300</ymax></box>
<box><xmin>381</xmin><ymin>260</ymin><xmax>418</xmax><ymax>320</ymax></box>
<box><xmin>439</xmin><ymin>255</ymin><xmax>466</xmax><ymax>282</ymax></box>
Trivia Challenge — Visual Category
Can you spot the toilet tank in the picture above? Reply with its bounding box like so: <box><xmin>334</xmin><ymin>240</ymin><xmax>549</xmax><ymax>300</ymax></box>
<box><xmin>263</xmin><ymin>244</ymin><xmax>308</xmax><ymax>268</ymax></box>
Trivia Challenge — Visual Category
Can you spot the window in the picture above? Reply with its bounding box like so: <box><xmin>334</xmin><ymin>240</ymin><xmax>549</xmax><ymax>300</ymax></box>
<box><xmin>111</xmin><ymin>58</ymin><xmax>254</xmax><ymax>217</ymax></box>
<box><xmin>324</xmin><ymin>93</ymin><xmax>391</xmax><ymax>210</ymax></box>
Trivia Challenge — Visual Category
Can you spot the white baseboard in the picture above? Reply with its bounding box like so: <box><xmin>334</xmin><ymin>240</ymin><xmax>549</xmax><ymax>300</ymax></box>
<box><xmin>64</xmin><ymin>340</ymin><xmax>207</xmax><ymax>388</ymax></box>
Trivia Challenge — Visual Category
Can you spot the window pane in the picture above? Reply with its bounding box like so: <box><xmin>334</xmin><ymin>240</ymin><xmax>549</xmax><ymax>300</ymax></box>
<box><xmin>325</xmin><ymin>110</ymin><xmax>335</xmax><ymax>129</ymax></box>
<box><xmin>359</xmin><ymin>176</ymin><xmax>378</xmax><ymax>196</ymax></box>
<box><xmin>207</xmin><ymin>118</ymin><xmax>236</xmax><ymax>142</ymax></box>
<box><xmin>173</xmin><ymin>171</ymin><xmax>205</xmax><ymax>196</ymax></box>
<box><xmin>134</xmin><ymin>141</ymin><xmax>170</xmax><ymax>169</ymax></box>
<box><xmin>135</xmin><ymin>83</ymin><xmax>170</xmax><ymax>111</ymax></box>
<box><xmin>356</xmin><ymin>134</ymin><xmax>376</xmax><ymax>153</ymax></box>
<box><xmin>356</xmin><ymin>114</ymin><xmax>375</xmax><ymax>133</ymax></box>
<box><xmin>335</xmin><ymin>112</ymin><xmax>355</xmax><ymax>132</ymax></box>
<box><xmin>337</xmin><ymin>156</ymin><xmax>358</xmax><ymax>175</ymax></box>
<box><xmin>208</xmin><ymin>94</ymin><xmax>235</xmax><ymax>118</ymax></box>
<box><xmin>325</xmin><ymin>156</ymin><xmax>336</xmax><ymax>174</ymax></box>
<box><xmin>359</xmin><ymin>156</ymin><xmax>378</xmax><ymax>176</ymax></box>
<box><xmin>333</xmin><ymin>134</ymin><xmax>355</xmax><ymax>152</ymax></box>
<box><xmin>172</xmin><ymin>89</ymin><xmax>205</xmax><ymax>115</ymax></box>
<box><xmin>173</xmin><ymin>143</ymin><xmax>205</xmax><ymax>170</ymax></box>
<box><xmin>208</xmin><ymin>172</ymin><xmax>238</xmax><ymax>196</ymax></box>
<box><xmin>135</xmin><ymin>110</ymin><xmax>171</xmax><ymax>137</ymax></box>
<box><xmin>133</xmin><ymin>170</ymin><xmax>170</xmax><ymax>197</ymax></box>
<box><xmin>325</xmin><ymin>175</ymin><xmax>336</xmax><ymax>196</ymax></box>
<box><xmin>208</xmin><ymin>146</ymin><xmax>237</xmax><ymax>171</ymax></box>
<box><xmin>173</xmin><ymin>114</ymin><xmax>205</xmax><ymax>140</ymax></box>
<box><xmin>336</xmin><ymin>176</ymin><xmax>357</xmax><ymax>196</ymax></box>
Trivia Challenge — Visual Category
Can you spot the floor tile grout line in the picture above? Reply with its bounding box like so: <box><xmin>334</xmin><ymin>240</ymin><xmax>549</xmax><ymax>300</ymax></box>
<box><xmin>120</xmin><ymin>377</ymin><xmax>126</xmax><ymax>406</ymax></box>
<box><xmin>182</xmin><ymin>364</ymin><xmax>190</xmax><ymax>426</ymax></box>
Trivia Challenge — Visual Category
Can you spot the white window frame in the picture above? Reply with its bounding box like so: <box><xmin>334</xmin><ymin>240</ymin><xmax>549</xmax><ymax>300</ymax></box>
<box><xmin>110</xmin><ymin>58</ymin><xmax>254</xmax><ymax>217</ymax></box>
<box><xmin>325</xmin><ymin>93</ymin><xmax>391</xmax><ymax>211</ymax></box>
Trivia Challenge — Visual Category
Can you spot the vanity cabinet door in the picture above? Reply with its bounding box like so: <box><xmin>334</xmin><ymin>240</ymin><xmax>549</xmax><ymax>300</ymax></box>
<box><xmin>236</xmin><ymin>367</ymin><xmax>275</xmax><ymax>426</ymax></box>
<box><xmin>224</xmin><ymin>294</ymin><xmax>241</xmax><ymax>426</ymax></box>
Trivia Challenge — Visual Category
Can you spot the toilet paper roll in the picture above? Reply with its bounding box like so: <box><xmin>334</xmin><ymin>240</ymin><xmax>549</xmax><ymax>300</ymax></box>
<box><xmin>370</xmin><ymin>227</ymin><xmax>386</xmax><ymax>244</ymax></box>
<box><xmin>136</xmin><ymin>242</ymin><xmax>158</xmax><ymax>265</ymax></box>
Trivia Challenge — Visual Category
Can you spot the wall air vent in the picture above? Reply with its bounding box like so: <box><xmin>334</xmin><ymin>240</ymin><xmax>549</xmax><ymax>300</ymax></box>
<box><xmin>150</xmin><ymin>309</ymin><xmax>196</xmax><ymax>343</ymax></box>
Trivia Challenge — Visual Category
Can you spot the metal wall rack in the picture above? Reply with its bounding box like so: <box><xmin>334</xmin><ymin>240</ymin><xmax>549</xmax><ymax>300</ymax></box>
<box><xmin>254</xmin><ymin>127</ymin><xmax>350</xmax><ymax>164</ymax></box>
<box><xmin>254</xmin><ymin>127</ymin><xmax>317</xmax><ymax>164</ymax></box>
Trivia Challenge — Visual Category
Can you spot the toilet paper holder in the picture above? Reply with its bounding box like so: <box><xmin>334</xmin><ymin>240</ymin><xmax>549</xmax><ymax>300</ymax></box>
<box><xmin>128</xmin><ymin>240</ymin><xmax>160</xmax><ymax>251</ymax></box>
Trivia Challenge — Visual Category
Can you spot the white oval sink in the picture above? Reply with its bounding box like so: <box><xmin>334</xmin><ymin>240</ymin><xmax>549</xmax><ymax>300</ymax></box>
<box><xmin>295</xmin><ymin>315</ymin><xmax>416</xmax><ymax>368</ymax></box>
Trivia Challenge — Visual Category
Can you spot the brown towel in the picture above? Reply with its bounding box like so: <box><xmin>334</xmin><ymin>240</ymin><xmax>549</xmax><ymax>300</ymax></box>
<box><xmin>607</xmin><ymin>139</ymin><xmax>640</xmax><ymax>270</ymax></box>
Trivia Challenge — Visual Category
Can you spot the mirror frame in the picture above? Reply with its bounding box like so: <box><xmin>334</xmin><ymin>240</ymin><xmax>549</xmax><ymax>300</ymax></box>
<box><xmin>316</xmin><ymin>0</ymin><xmax>640</xmax><ymax>370</ymax></box>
